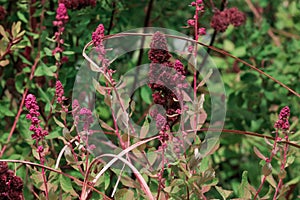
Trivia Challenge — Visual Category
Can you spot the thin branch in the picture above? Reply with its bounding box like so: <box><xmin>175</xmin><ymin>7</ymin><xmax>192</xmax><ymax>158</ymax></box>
<box><xmin>95</xmin><ymin>33</ymin><xmax>300</xmax><ymax>98</ymax></box>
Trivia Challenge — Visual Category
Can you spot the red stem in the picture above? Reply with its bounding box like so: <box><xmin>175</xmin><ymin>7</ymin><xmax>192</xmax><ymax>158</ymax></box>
<box><xmin>273</xmin><ymin>133</ymin><xmax>289</xmax><ymax>199</ymax></box>
<box><xmin>253</xmin><ymin>129</ymin><xmax>279</xmax><ymax>200</ymax></box>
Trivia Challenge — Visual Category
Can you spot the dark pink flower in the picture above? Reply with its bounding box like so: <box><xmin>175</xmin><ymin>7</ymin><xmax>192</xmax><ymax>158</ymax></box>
<box><xmin>79</xmin><ymin>108</ymin><xmax>94</xmax><ymax>131</ymax></box>
<box><xmin>274</xmin><ymin>106</ymin><xmax>290</xmax><ymax>130</ymax></box>
<box><xmin>198</xmin><ymin>27</ymin><xmax>206</xmax><ymax>35</ymax></box>
<box><xmin>210</xmin><ymin>10</ymin><xmax>230</xmax><ymax>32</ymax></box>
<box><xmin>55</xmin><ymin>3</ymin><xmax>69</xmax><ymax>22</ymax></box>
<box><xmin>227</xmin><ymin>7</ymin><xmax>246</xmax><ymax>27</ymax></box>
<box><xmin>92</xmin><ymin>24</ymin><xmax>105</xmax><ymax>47</ymax></box>
<box><xmin>155</xmin><ymin>114</ymin><xmax>167</xmax><ymax>130</ymax></box>
<box><xmin>187</xmin><ymin>19</ymin><xmax>195</xmax><ymax>26</ymax></box>
<box><xmin>24</xmin><ymin>94</ymin><xmax>48</xmax><ymax>141</ymax></box>
<box><xmin>55</xmin><ymin>80</ymin><xmax>65</xmax><ymax>103</ymax></box>
<box><xmin>148</xmin><ymin>32</ymin><xmax>171</xmax><ymax>63</ymax></box>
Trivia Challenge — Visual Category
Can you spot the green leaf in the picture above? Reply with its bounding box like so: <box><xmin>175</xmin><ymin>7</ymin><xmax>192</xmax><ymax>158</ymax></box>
<box><xmin>43</xmin><ymin>47</ymin><xmax>53</xmax><ymax>56</ymax></box>
<box><xmin>34</xmin><ymin>63</ymin><xmax>57</xmax><ymax>77</ymax></box>
<box><xmin>53</xmin><ymin>116</ymin><xmax>65</xmax><ymax>128</ymax></box>
<box><xmin>60</xmin><ymin>174</ymin><xmax>78</xmax><ymax>197</ymax></box>
<box><xmin>0</xmin><ymin>25</ymin><xmax>9</xmax><ymax>42</ymax></box>
<box><xmin>12</xmin><ymin>21</ymin><xmax>22</xmax><ymax>39</ymax></box>
<box><xmin>141</xmin><ymin>86</ymin><xmax>152</xmax><ymax>104</ymax></box>
<box><xmin>17</xmin><ymin>11</ymin><xmax>28</xmax><ymax>23</ymax></box>
<box><xmin>215</xmin><ymin>186</ymin><xmax>233</xmax><ymax>200</ymax></box>
<box><xmin>238</xmin><ymin>171</ymin><xmax>252</xmax><ymax>199</ymax></box>
<box><xmin>62</xmin><ymin>51</ymin><xmax>75</xmax><ymax>55</ymax></box>
<box><xmin>15</xmin><ymin>73</ymin><xmax>25</xmax><ymax>93</ymax></box>
<box><xmin>0</xmin><ymin>103</ymin><xmax>15</xmax><ymax>117</ymax></box>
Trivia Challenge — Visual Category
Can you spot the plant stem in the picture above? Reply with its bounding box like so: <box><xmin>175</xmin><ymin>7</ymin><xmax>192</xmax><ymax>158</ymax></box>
<box><xmin>254</xmin><ymin>129</ymin><xmax>279</xmax><ymax>199</ymax></box>
<box><xmin>273</xmin><ymin>132</ymin><xmax>289</xmax><ymax>199</ymax></box>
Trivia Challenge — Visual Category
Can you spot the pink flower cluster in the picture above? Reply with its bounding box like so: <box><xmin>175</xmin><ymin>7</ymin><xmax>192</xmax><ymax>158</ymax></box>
<box><xmin>55</xmin><ymin>80</ymin><xmax>68</xmax><ymax>112</ymax></box>
<box><xmin>72</xmin><ymin>100</ymin><xmax>94</xmax><ymax>132</ymax></box>
<box><xmin>52</xmin><ymin>3</ymin><xmax>69</xmax><ymax>58</ymax></box>
<box><xmin>25</xmin><ymin>94</ymin><xmax>48</xmax><ymax>141</ymax></box>
<box><xmin>211</xmin><ymin>7</ymin><xmax>246</xmax><ymax>32</ymax></box>
<box><xmin>0</xmin><ymin>162</ymin><xmax>24</xmax><ymax>199</ymax></box>
<box><xmin>55</xmin><ymin>80</ymin><xmax>65</xmax><ymax>104</ymax></box>
<box><xmin>92</xmin><ymin>24</ymin><xmax>105</xmax><ymax>47</ymax></box>
<box><xmin>92</xmin><ymin>24</ymin><xmax>110</xmax><ymax>69</ymax></box>
<box><xmin>59</xmin><ymin>0</ymin><xmax>96</xmax><ymax>10</ymax></box>
<box><xmin>148</xmin><ymin>32</ymin><xmax>188</xmax><ymax>141</ymax></box>
<box><xmin>274</xmin><ymin>106</ymin><xmax>290</xmax><ymax>130</ymax></box>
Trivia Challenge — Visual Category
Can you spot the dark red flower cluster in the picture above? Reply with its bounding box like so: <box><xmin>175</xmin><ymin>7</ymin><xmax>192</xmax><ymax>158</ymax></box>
<box><xmin>25</xmin><ymin>94</ymin><xmax>48</xmax><ymax>141</ymax></box>
<box><xmin>0</xmin><ymin>6</ymin><xmax>7</xmax><ymax>21</ymax></box>
<box><xmin>59</xmin><ymin>0</ymin><xmax>96</xmax><ymax>10</ymax></box>
<box><xmin>0</xmin><ymin>162</ymin><xmax>24</xmax><ymax>200</ymax></box>
<box><xmin>148</xmin><ymin>32</ymin><xmax>171</xmax><ymax>63</ymax></box>
<box><xmin>92</xmin><ymin>24</ymin><xmax>110</xmax><ymax>70</ymax></box>
<box><xmin>52</xmin><ymin>3</ymin><xmax>69</xmax><ymax>56</ymax></box>
<box><xmin>211</xmin><ymin>7</ymin><xmax>246</xmax><ymax>32</ymax></box>
<box><xmin>274</xmin><ymin>106</ymin><xmax>290</xmax><ymax>130</ymax></box>
<box><xmin>148</xmin><ymin>32</ymin><xmax>187</xmax><ymax>140</ymax></box>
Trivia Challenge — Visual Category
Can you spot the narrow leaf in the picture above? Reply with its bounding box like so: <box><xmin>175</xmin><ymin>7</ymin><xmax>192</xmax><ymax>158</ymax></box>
<box><xmin>253</xmin><ymin>146</ymin><xmax>267</xmax><ymax>160</ymax></box>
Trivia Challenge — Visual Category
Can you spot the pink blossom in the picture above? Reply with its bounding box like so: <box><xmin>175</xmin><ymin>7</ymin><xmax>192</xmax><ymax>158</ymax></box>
<box><xmin>55</xmin><ymin>3</ymin><xmax>69</xmax><ymax>22</ymax></box>
<box><xmin>24</xmin><ymin>94</ymin><xmax>48</xmax><ymax>141</ymax></box>
<box><xmin>92</xmin><ymin>24</ymin><xmax>105</xmax><ymax>47</ymax></box>
<box><xmin>187</xmin><ymin>19</ymin><xmax>195</xmax><ymax>26</ymax></box>
<box><xmin>198</xmin><ymin>27</ymin><xmax>206</xmax><ymax>35</ymax></box>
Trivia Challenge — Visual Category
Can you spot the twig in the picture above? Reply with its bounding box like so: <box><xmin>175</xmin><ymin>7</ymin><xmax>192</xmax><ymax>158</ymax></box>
<box><xmin>97</xmin><ymin>33</ymin><xmax>300</xmax><ymax>98</ymax></box>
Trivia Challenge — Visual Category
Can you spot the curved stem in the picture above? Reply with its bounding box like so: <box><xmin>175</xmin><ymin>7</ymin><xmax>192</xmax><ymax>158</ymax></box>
<box><xmin>87</xmin><ymin>33</ymin><xmax>300</xmax><ymax>98</ymax></box>
<box><xmin>81</xmin><ymin>135</ymin><xmax>159</xmax><ymax>199</ymax></box>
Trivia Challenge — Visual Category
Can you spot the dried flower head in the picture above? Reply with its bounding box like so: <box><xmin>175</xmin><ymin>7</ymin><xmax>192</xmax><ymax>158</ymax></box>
<box><xmin>148</xmin><ymin>32</ymin><xmax>187</xmax><ymax>140</ymax></box>
<box><xmin>0</xmin><ymin>162</ymin><xmax>24</xmax><ymax>199</ymax></box>
<box><xmin>226</xmin><ymin>7</ymin><xmax>246</xmax><ymax>27</ymax></box>
<box><xmin>210</xmin><ymin>10</ymin><xmax>230</xmax><ymax>32</ymax></box>
<box><xmin>211</xmin><ymin>7</ymin><xmax>246</xmax><ymax>32</ymax></box>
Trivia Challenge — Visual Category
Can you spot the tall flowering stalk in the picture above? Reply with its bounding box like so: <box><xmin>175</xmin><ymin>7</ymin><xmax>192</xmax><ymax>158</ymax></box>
<box><xmin>186</xmin><ymin>0</ymin><xmax>206</xmax><ymax>144</ymax></box>
<box><xmin>52</xmin><ymin>3</ymin><xmax>69</xmax><ymax>66</ymax></box>
<box><xmin>55</xmin><ymin>80</ymin><xmax>68</xmax><ymax>125</ymax></box>
<box><xmin>254</xmin><ymin>106</ymin><xmax>290</xmax><ymax>200</ymax></box>
<box><xmin>24</xmin><ymin>94</ymin><xmax>49</xmax><ymax>199</ymax></box>
<box><xmin>148</xmin><ymin>31</ymin><xmax>188</xmax><ymax>198</ymax></box>
<box><xmin>273</xmin><ymin>106</ymin><xmax>290</xmax><ymax>199</ymax></box>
